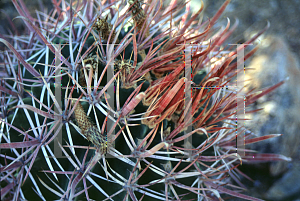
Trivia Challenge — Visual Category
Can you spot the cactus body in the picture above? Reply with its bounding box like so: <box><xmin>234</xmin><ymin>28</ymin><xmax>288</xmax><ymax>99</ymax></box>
<box><xmin>0</xmin><ymin>0</ymin><xmax>290</xmax><ymax>201</ymax></box>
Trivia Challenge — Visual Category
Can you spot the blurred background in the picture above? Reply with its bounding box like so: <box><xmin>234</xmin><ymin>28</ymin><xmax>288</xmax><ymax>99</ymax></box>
<box><xmin>199</xmin><ymin>1</ymin><xmax>300</xmax><ymax>200</ymax></box>
<box><xmin>1</xmin><ymin>0</ymin><xmax>300</xmax><ymax>200</ymax></box>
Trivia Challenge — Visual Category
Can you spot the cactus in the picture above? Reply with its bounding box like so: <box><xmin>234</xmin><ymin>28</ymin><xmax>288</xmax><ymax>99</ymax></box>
<box><xmin>0</xmin><ymin>0</ymin><xmax>291</xmax><ymax>200</ymax></box>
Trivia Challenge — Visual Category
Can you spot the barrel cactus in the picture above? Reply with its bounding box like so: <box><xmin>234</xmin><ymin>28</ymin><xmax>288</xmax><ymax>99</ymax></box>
<box><xmin>0</xmin><ymin>0</ymin><xmax>291</xmax><ymax>200</ymax></box>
